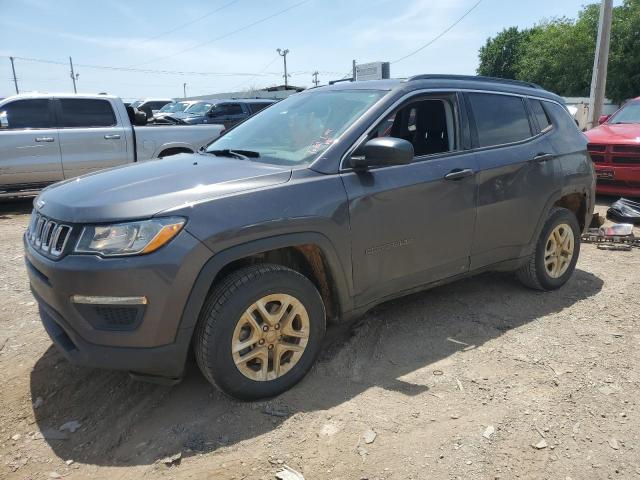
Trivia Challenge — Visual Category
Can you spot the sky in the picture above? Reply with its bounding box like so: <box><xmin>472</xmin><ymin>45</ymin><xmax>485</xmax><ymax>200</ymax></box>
<box><xmin>0</xmin><ymin>0</ymin><xmax>624</xmax><ymax>101</ymax></box>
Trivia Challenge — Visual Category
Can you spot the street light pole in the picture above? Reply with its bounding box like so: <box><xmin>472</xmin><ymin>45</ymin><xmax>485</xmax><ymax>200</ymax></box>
<box><xmin>277</xmin><ymin>48</ymin><xmax>290</xmax><ymax>88</ymax></box>
<box><xmin>588</xmin><ymin>0</ymin><xmax>613</xmax><ymax>129</ymax></box>
<box><xmin>312</xmin><ymin>71</ymin><xmax>319</xmax><ymax>87</ymax></box>
<box><xmin>183</xmin><ymin>82</ymin><xmax>187</xmax><ymax>99</ymax></box>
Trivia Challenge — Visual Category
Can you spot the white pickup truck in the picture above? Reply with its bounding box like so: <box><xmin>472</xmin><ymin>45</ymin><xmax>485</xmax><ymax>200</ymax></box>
<box><xmin>0</xmin><ymin>93</ymin><xmax>225</xmax><ymax>198</ymax></box>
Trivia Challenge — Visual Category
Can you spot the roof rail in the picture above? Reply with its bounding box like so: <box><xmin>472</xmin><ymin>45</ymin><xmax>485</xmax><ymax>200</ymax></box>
<box><xmin>405</xmin><ymin>74</ymin><xmax>543</xmax><ymax>90</ymax></box>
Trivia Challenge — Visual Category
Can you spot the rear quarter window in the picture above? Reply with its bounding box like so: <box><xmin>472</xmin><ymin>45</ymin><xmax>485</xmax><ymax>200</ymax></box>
<box><xmin>58</xmin><ymin>99</ymin><xmax>117</xmax><ymax>128</ymax></box>
<box><xmin>530</xmin><ymin>99</ymin><xmax>552</xmax><ymax>133</ymax></box>
<box><xmin>467</xmin><ymin>93</ymin><xmax>533</xmax><ymax>148</ymax></box>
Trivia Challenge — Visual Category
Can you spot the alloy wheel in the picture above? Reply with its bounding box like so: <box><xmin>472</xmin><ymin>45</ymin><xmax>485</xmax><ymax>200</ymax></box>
<box><xmin>231</xmin><ymin>293</ymin><xmax>310</xmax><ymax>381</ymax></box>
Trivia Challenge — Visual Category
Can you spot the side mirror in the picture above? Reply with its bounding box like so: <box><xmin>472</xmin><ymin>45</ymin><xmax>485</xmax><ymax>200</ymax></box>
<box><xmin>350</xmin><ymin>137</ymin><xmax>414</xmax><ymax>170</ymax></box>
<box><xmin>598</xmin><ymin>114</ymin><xmax>610</xmax><ymax>125</ymax></box>
<box><xmin>134</xmin><ymin>109</ymin><xmax>147</xmax><ymax>126</ymax></box>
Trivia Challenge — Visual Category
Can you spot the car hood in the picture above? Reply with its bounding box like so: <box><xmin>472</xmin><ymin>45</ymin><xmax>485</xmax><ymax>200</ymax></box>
<box><xmin>585</xmin><ymin>123</ymin><xmax>640</xmax><ymax>144</ymax></box>
<box><xmin>36</xmin><ymin>154</ymin><xmax>292</xmax><ymax>223</ymax></box>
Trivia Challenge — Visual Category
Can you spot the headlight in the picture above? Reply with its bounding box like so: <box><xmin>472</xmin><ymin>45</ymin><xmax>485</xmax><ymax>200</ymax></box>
<box><xmin>75</xmin><ymin>217</ymin><xmax>185</xmax><ymax>256</ymax></box>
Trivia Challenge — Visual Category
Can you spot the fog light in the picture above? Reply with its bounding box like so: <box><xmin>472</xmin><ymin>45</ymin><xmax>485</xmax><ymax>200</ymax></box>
<box><xmin>70</xmin><ymin>295</ymin><xmax>147</xmax><ymax>305</ymax></box>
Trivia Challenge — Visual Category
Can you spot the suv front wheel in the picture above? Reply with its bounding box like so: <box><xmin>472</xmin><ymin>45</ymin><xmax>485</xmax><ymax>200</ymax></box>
<box><xmin>517</xmin><ymin>207</ymin><xmax>581</xmax><ymax>291</ymax></box>
<box><xmin>194</xmin><ymin>264</ymin><xmax>326</xmax><ymax>400</ymax></box>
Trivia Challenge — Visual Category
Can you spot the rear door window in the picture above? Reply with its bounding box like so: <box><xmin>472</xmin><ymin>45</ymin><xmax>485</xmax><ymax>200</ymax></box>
<box><xmin>467</xmin><ymin>93</ymin><xmax>533</xmax><ymax>148</ymax></box>
<box><xmin>58</xmin><ymin>99</ymin><xmax>117</xmax><ymax>128</ymax></box>
<box><xmin>225</xmin><ymin>103</ymin><xmax>244</xmax><ymax>115</ymax></box>
<box><xmin>0</xmin><ymin>99</ymin><xmax>53</xmax><ymax>129</ymax></box>
<box><xmin>530</xmin><ymin>99</ymin><xmax>552</xmax><ymax>133</ymax></box>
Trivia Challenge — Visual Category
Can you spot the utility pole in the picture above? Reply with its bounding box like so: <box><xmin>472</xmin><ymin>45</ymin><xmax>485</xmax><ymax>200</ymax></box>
<box><xmin>277</xmin><ymin>48</ymin><xmax>290</xmax><ymax>88</ymax></box>
<box><xmin>312</xmin><ymin>71</ymin><xmax>319</xmax><ymax>87</ymax></box>
<box><xmin>69</xmin><ymin>56</ymin><xmax>78</xmax><ymax>93</ymax></box>
<box><xmin>183</xmin><ymin>82</ymin><xmax>187</xmax><ymax>99</ymax></box>
<box><xmin>352</xmin><ymin>59</ymin><xmax>356</xmax><ymax>81</ymax></box>
<box><xmin>588</xmin><ymin>0</ymin><xmax>613</xmax><ymax>129</ymax></box>
<box><xmin>9</xmin><ymin>57</ymin><xmax>18</xmax><ymax>94</ymax></box>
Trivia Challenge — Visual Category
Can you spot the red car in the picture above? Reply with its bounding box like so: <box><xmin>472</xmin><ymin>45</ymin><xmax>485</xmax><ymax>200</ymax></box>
<box><xmin>585</xmin><ymin>97</ymin><xmax>640</xmax><ymax>197</ymax></box>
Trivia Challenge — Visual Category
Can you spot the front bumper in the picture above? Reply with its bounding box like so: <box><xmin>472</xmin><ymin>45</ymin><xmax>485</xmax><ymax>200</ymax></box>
<box><xmin>25</xmin><ymin>229</ymin><xmax>212</xmax><ymax>378</ymax></box>
<box><xmin>594</xmin><ymin>164</ymin><xmax>640</xmax><ymax>197</ymax></box>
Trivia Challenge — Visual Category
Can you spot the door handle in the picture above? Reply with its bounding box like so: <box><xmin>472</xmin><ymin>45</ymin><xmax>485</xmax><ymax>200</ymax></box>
<box><xmin>444</xmin><ymin>168</ymin><xmax>475</xmax><ymax>181</ymax></box>
<box><xmin>104</xmin><ymin>134</ymin><xmax>121</xmax><ymax>140</ymax></box>
<box><xmin>533</xmin><ymin>153</ymin><xmax>554</xmax><ymax>163</ymax></box>
<box><xmin>35</xmin><ymin>137</ymin><xmax>54</xmax><ymax>143</ymax></box>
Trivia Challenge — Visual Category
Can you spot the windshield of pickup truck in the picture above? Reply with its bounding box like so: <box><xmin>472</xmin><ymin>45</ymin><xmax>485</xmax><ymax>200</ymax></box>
<box><xmin>205</xmin><ymin>90</ymin><xmax>386</xmax><ymax>166</ymax></box>
<box><xmin>159</xmin><ymin>102</ymin><xmax>190</xmax><ymax>113</ymax></box>
<box><xmin>609</xmin><ymin>101</ymin><xmax>640</xmax><ymax>124</ymax></box>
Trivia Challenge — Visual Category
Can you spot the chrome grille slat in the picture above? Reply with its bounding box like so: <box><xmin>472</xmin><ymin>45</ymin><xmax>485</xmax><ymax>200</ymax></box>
<box><xmin>27</xmin><ymin>210</ymin><xmax>73</xmax><ymax>258</ymax></box>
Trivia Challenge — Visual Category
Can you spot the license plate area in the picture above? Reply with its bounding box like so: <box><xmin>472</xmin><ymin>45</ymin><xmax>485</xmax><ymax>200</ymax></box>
<box><xmin>596</xmin><ymin>169</ymin><xmax>615</xmax><ymax>180</ymax></box>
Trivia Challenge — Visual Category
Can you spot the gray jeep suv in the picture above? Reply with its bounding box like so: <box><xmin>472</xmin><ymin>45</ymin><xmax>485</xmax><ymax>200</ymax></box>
<box><xmin>24</xmin><ymin>75</ymin><xmax>594</xmax><ymax>399</ymax></box>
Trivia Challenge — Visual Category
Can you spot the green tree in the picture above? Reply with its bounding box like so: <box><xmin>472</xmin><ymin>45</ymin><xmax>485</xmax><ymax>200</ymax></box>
<box><xmin>477</xmin><ymin>1</ymin><xmax>640</xmax><ymax>103</ymax></box>
<box><xmin>477</xmin><ymin>27</ymin><xmax>531</xmax><ymax>79</ymax></box>
<box><xmin>608</xmin><ymin>0</ymin><xmax>640</xmax><ymax>103</ymax></box>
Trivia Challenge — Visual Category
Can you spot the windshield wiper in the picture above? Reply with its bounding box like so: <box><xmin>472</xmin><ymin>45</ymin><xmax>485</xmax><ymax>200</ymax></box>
<box><xmin>207</xmin><ymin>149</ymin><xmax>260</xmax><ymax>159</ymax></box>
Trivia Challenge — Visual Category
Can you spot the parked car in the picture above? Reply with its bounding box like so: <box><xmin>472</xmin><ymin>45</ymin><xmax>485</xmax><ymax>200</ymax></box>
<box><xmin>182</xmin><ymin>98</ymin><xmax>276</xmax><ymax>128</ymax></box>
<box><xmin>585</xmin><ymin>97</ymin><xmax>640</xmax><ymax>197</ymax></box>
<box><xmin>170</xmin><ymin>100</ymin><xmax>214</xmax><ymax>121</ymax></box>
<box><xmin>0</xmin><ymin>93</ymin><xmax>225</xmax><ymax>197</ymax></box>
<box><xmin>153</xmin><ymin>100</ymin><xmax>199</xmax><ymax>119</ymax></box>
<box><xmin>129</xmin><ymin>98</ymin><xmax>173</xmax><ymax>119</ymax></box>
<box><xmin>24</xmin><ymin>75</ymin><xmax>594</xmax><ymax>399</ymax></box>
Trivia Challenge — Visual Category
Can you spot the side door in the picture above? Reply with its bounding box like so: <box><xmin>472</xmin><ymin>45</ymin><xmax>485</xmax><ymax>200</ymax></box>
<box><xmin>55</xmin><ymin>98</ymin><xmax>128</xmax><ymax>179</ymax></box>
<box><xmin>341</xmin><ymin>92</ymin><xmax>478</xmax><ymax>307</ymax></box>
<box><xmin>465</xmin><ymin>92</ymin><xmax>563</xmax><ymax>269</ymax></box>
<box><xmin>0</xmin><ymin>98</ymin><xmax>63</xmax><ymax>191</ymax></box>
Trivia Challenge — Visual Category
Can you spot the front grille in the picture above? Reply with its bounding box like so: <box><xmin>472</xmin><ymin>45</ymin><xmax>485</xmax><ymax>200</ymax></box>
<box><xmin>588</xmin><ymin>143</ymin><xmax>607</xmax><ymax>152</ymax></box>
<box><xmin>613</xmin><ymin>145</ymin><xmax>640</xmax><ymax>154</ymax></box>
<box><xmin>27</xmin><ymin>211</ymin><xmax>73</xmax><ymax>258</ymax></box>
<box><xmin>590</xmin><ymin>154</ymin><xmax>605</xmax><ymax>163</ymax></box>
<box><xmin>612</xmin><ymin>156</ymin><xmax>640</xmax><ymax>164</ymax></box>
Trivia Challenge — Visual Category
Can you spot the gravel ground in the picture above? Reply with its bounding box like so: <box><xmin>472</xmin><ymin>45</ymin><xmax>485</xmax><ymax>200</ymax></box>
<box><xmin>1</xmin><ymin>197</ymin><xmax>639</xmax><ymax>480</ymax></box>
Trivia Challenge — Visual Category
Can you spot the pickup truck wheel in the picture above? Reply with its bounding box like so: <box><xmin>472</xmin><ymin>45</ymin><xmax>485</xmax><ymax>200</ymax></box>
<box><xmin>194</xmin><ymin>264</ymin><xmax>325</xmax><ymax>400</ymax></box>
<box><xmin>517</xmin><ymin>207</ymin><xmax>581</xmax><ymax>291</ymax></box>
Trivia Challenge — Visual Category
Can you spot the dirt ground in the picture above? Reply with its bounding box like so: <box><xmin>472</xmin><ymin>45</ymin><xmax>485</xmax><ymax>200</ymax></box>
<box><xmin>1</xmin><ymin>197</ymin><xmax>639</xmax><ymax>480</ymax></box>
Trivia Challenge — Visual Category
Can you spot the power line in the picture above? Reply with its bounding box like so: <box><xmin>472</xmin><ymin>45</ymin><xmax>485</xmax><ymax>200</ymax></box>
<box><xmin>135</xmin><ymin>0</ymin><xmax>313</xmax><ymax>67</ymax></box>
<box><xmin>2</xmin><ymin>55</ymin><xmax>281</xmax><ymax>77</ymax></box>
<box><xmin>230</xmin><ymin>56</ymin><xmax>280</xmax><ymax>91</ymax></box>
<box><xmin>136</xmin><ymin>0</ymin><xmax>240</xmax><ymax>48</ymax></box>
<box><xmin>391</xmin><ymin>0</ymin><xmax>483</xmax><ymax>64</ymax></box>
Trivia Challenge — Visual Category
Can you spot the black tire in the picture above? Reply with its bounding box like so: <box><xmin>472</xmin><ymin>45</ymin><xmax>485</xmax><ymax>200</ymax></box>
<box><xmin>517</xmin><ymin>207</ymin><xmax>581</xmax><ymax>291</ymax></box>
<box><xmin>194</xmin><ymin>264</ymin><xmax>326</xmax><ymax>400</ymax></box>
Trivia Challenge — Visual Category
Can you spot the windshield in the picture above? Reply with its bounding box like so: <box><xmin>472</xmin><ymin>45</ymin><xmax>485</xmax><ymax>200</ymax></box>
<box><xmin>130</xmin><ymin>100</ymin><xmax>142</xmax><ymax>108</ymax></box>
<box><xmin>185</xmin><ymin>102</ymin><xmax>212</xmax><ymax>115</ymax></box>
<box><xmin>205</xmin><ymin>90</ymin><xmax>386</xmax><ymax>166</ymax></box>
<box><xmin>159</xmin><ymin>102</ymin><xmax>189</xmax><ymax>113</ymax></box>
<box><xmin>609</xmin><ymin>101</ymin><xmax>640</xmax><ymax>124</ymax></box>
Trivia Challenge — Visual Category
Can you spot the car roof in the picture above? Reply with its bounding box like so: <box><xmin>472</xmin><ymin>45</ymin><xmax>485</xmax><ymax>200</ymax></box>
<box><xmin>316</xmin><ymin>75</ymin><xmax>563</xmax><ymax>103</ymax></box>
<box><xmin>209</xmin><ymin>98</ymin><xmax>277</xmax><ymax>104</ymax></box>
<box><xmin>0</xmin><ymin>92</ymin><xmax>121</xmax><ymax>101</ymax></box>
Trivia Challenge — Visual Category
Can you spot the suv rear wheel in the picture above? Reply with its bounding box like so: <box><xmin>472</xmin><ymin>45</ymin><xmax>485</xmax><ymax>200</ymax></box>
<box><xmin>517</xmin><ymin>207</ymin><xmax>581</xmax><ymax>291</ymax></box>
<box><xmin>194</xmin><ymin>264</ymin><xmax>325</xmax><ymax>400</ymax></box>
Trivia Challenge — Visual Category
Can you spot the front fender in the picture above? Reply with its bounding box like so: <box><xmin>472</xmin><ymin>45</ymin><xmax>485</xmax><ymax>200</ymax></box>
<box><xmin>177</xmin><ymin>231</ymin><xmax>354</xmax><ymax>332</ymax></box>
